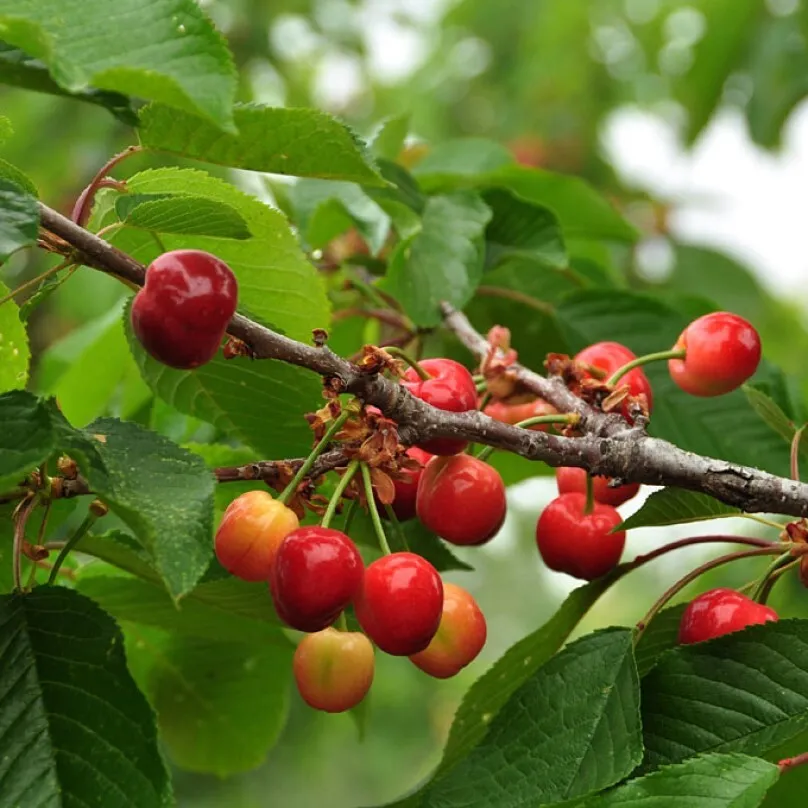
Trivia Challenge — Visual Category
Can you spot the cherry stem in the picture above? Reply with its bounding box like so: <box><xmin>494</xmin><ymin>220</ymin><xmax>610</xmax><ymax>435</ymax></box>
<box><xmin>584</xmin><ymin>473</ymin><xmax>595</xmax><ymax>515</ymax></box>
<box><xmin>346</xmin><ymin>268</ymin><xmax>395</xmax><ymax>312</ymax></box>
<box><xmin>360</xmin><ymin>462</ymin><xmax>393</xmax><ymax>556</ymax></box>
<box><xmin>71</xmin><ymin>145</ymin><xmax>142</xmax><ymax>227</ymax></box>
<box><xmin>383</xmin><ymin>502</ymin><xmax>410</xmax><ymax>551</ymax></box>
<box><xmin>779</xmin><ymin>750</ymin><xmax>808</xmax><ymax>774</ymax></box>
<box><xmin>383</xmin><ymin>346</ymin><xmax>431</xmax><ymax>380</ymax></box>
<box><xmin>477</xmin><ymin>413</ymin><xmax>578</xmax><ymax>462</ymax></box>
<box><xmin>741</xmin><ymin>513</ymin><xmax>787</xmax><ymax>531</ymax></box>
<box><xmin>332</xmin><ymin>307</ymin><xmax>410</xmax><ymax>332</ymax></box>
<box><xmin>634</xmin><ymin>544</ymin><xmax>790</xmax><ymax>643</ymax></box>
<box><xmin>0</xmin><ymin>259</ymin><xmax>76</xmax><ymax>308</ymax></box>
<box><xmin>750</xmin><ymin>551</ymin><xmax>793</xmax><ymax>603</ymax></box>
<box><xmin>628</xmin><ymin>534</ymin><xmax>776</xmax><ymax>572</ymax></box>
<box><xmin>791</xmin><ymin>425</ymin><xmax>806</xmax><ymax>482</ymax></box>
<box><xmin>321</xmin><ymin>459</ymin><xmax>360</xmax><ymax>529</ymax></box>
<box><xmin>47</xmin><ymin>504</ymin><xmax>102</xmax><ymax>585</ymax></box>
<box><xmin>607</xmin><ymin>348</ymin><xmax>686</xmax><ymax>387</ymax></box>
<box><xmin>335</xmin><ymin>611</ymin><xmax>349</xmax><ymax>632</ymax></box>
<box><xmin>278</xmin><ymin>409</ymin><xmax>351</xmax><ymax>505</ymax></box>
<box><xmin>477</xmin><ymin>392</ymin><xmax>492</xmax><ymax>412</ymax></box>
<box><xmin>12</xmin><ymin>496</ymin><xmax>37</xmax><ymax>591</ymax></box>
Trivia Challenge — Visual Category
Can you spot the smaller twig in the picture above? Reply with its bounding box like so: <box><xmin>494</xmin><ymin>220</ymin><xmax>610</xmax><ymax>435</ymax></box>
<box><xmin>779</xmin><ymin>750</ymin><xmax>808</xmax><ymax>774</ymax></box>
<box><xmin>332</xmin><ymin>307</ymin><xmax>411</xmax><ymax>331</ymax></box>
<box><xmin>71</xmin><ymin>145</ymin><xmax>142</xmax><ymax>226</ymax></box>
<box><xmin>47</xmin><ymin>499</ymin><xmax>107</xmax><ymax>584</ymax></box>
<box><xmin>0</xmin><ymin>259</ymin><xmax>74</xmax><ymax>307</ymax></box>
<box><xmin>476</xmin><ymin>285</ymin><xmax>554</xmax><ymax>316</ymax></box>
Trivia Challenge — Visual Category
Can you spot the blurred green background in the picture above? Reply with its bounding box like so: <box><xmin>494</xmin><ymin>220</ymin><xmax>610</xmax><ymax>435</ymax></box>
<box><xmin>4</xmin><ymin>1</ymin><xmax>808</xmax><ymax>805</ymax></box>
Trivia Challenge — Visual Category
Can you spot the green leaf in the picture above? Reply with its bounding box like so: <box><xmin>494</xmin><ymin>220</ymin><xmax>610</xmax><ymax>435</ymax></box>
<box><xmin>370</xmin><ymin>113</ymin><xmax>410</xmax><ymax>160</ymax></box>
<box><xmin>0</xmin><ymin>156</ymin><xmax>37</xmax><ymax>196</ymax></box>
<box><xmin>574</xmin><ymin>752</ymin><xmax>778</xmax><ymax>808</ymax></box>
<box><xmin>138</xmin><ymin>103</ymin><xmax>383</xmax><ymax>184</ymax></box>
<box><xmin>413</xmin><ymin>138</ymin><xmax>515</xmax><ymax>180</ymax></box>
<box><xmin>76</xmin><ymin>530</ymin><xmax>160</xmax><ymax>584</ymax></box>
<box><xmin>0</xmin><ymin>586</ymin><xmax>171</xmax><ymax>806</ymax></box>
<box><xmin>674</xmin><ymin>0</ymin><xmax>764</xmax><ymax>144</ymax></box>
<box><xmin>482</xmin><ymin>187</ymin><xmax>566</xmax><ymax>269</ymax></box>
<box><xmin>0</xmin><ymin>42</ymin><xmax>139</xmax><ymax>126</ymax></box>
<box><xmin>125</xmin><ymin>627</ymin><xmax>291</xmax><ymax>777</ymax></box>
<box><xmin>0</xmin><ymin>280</ymin><xmax>29</xmax><ymax>392</ymax></box>
<box><xmin>744</xmin><ymin>384</ymin><xmax>796</xmax><ymax>443</ymax></box>
<box><xmin>0</xmin><ymin>0</ymin><xmax>237</xmax><ymax>131</ymax></box>
<box><xmin>421</xmin><ymin>628</ymin><xmax>642</xmax><ymax>808</ymax></box>
<box><xmin>619</xmin><ymin>489</ymin><xmax>741</xmax><ymax>531</ymax></box>
<box><xmin>0</xmin><ymin>390</ymin><xmax>54</xmax><ymax>490</ymax></box>
<box><xmin>634</xmin><ymin>604</ymin><xmax>688</xmax><ymax>678</ymax></box>
<box><xmin>289</xmin><ymin>179</ymin><xmax>390</xmax><ymax>254</ymax></box>
<box><xmin>641</xmin><ymin>619</ymin><xmax>808</xmax><ymax>769</ymax></box>
<box><xmin>0</xmin><ymin>178</ymin><xmax>38</xmax><ymax>261</ymax></box>
<box><xmin>76</xmin><ymin>574</ymin><xmax>287</xmax><ymax>644</ymax></box>
<box><xmin>83</xmin><ymin>418</ymin><xmax>215</xmax><ymax>599</ymax></box>
<box><xmin>382</xmin><ymin>191</ymin><xmax>491</xmax><ymax>327</ymax></box>
<box><xmin>116</xmin><ymin>194</ymin><xmax>253</xmax><ymax>239</ymax></box>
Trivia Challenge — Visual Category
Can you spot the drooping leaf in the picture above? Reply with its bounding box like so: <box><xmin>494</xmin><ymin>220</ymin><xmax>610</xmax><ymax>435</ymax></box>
<box><xmin>138</xmin><ymin>103</ymin><xmax>383</xmax><ymax>184</ymax></box>
<box><xmin>420</xmin><ymin>628</ymin><xmax>642</xmax><ymax>808</ymax></box>
<box><xmin>82</xmin><ymin>417</ymin><xmax>215</xmax><ymax>599</ymax></box>
<box><xmin>634</xmin><ymin>604</ymin><xmax>688</xmax><ymax>678</ymax></box>
<box><xmin>641</xmin><ymin>619</ymin><xmax>808</xmax><ymax>769</ymax></box>
<box><xmin>573</xmin><ymin>752</ymin><xmax>778</xmax><ymax>808</ymax></box>
<box><xmin>0</xmin><ymin>280</ymin><xmax>29</xmax><ymax>392</ymax></box>
<box><xmin>0</xmin><ymin>0</ymin><xmax>237</xmax><ymax>131</ymax></box>
<box><xmin>370</xmin><ymin>113</ymin><xmax>411</xmax><ymax>160</ymax></box>
<box><xmin>124</xmin><ymin>626</ymin><xmax>292</xmax><ymax>777</ymax></box>
<box><xmin>744</xmin><ymin>385</ymin><xmax>796</xmax><ymax>443</ymax></box>
<box><xmin>382</xmin><ymin>191</ymin><xmax>491</xmax><ymax>327</ymax></box>
<box><xmin>0</xmin><ymin>178</ymin><xmax>38</xmax><ymax>261</ymax></box>
<box><xmin>619</xmin><ymin>489</ymin><xmax>741</xmax><ymax>531</ymax></box>
<box><xmin>0</xmin><ymin>586</ymin><xmax>171</xmax><ymax>807</ymax></box>
<box><xmin>76</xmin><ymin>530</ymin><xmax>159</xmax><ymax>584</ymax></box>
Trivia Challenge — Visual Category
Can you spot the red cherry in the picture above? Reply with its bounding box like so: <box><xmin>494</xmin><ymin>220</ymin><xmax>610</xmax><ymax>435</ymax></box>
<box><xmin>293</xmin><ymin>628</ymin><xmax>375</xmax><ymax>712</ymax></box>
<box><xmin>409</xmin><ymin>583</ymin><xmax>487</xmax><ymax>679</ymax></box>
<box><xmin>416</xmin><ymin>455</ymin><xmax>506</xmax><ymax>546</ymax></box>
<box><xmin>535</xmin><ymin>493</ymin><xmax>625</xmax><ymax>580</ymax></box>
<box><xmin>214</xmin><ymin>491</ymin><xmax>299</xmax><ymax>582</ymax></box>
<box><xmin>556</xmin><ymin>467</ymin><xmax>640</xmax><ymax>508</ymax></box>
<box><xmin>378</xmin><ymin>447</ymin><xmax>433</xmax><ymax>522</ymax></box>
<box><xmin>678</xmin><ymin>588</ymin><xmax>778</xmax><ymax>644</ymax></box>
<box><xmin>668</xmin><ymin>312</ymin><xmax>761</xmax><ymax>397</ymax></box>
<box><xmin>271</xmin><ymin>527</ymin><xmax>364</xmax><ymax>632</ymax></box>
<box><xmin>574</xmin><ymin>341</ymin><xmax>653</xmax><ymax>415</ymax></box>
<box><xmin>131</xmin><ymin>249</ymin><xmax>238</xmax><ymax>369</ymax></box>
<box><xmin>484</xmin><ymin>397</ymin><xmax>557</xmax><ymax>430</ymax></box>
<box><xmin>402</xmin><ymin>359</ymin><xmax>477</xmax><ymax>455</ymax></box>
<box><xmin>354</xmin><ymin>552</ymin><xmax>443</xmax><ymax>656</ymax></box>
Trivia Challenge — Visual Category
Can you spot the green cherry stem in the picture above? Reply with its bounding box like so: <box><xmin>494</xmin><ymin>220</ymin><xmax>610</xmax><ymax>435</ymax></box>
<box><xmin>383</xmin><ymin>502</ymin><xmax>410</xmax><ymax>551</ymax></box>
<box><xmin>360</xmin><ymin>463</ymin><xmax>393</xmax><ymax>556</ymax></box>
<box><xmin>476</xmin><ymin>413</ymin><xmax>578</xmax><ymax>463</ymax></box>
<box><xmin>278</xmin><ymin>409</ymin><xmax>351</xmax><ymax>506</ymax></box>
<box><xmin>47</xmin><ymin>500</ymin><xmax>107</xmax><ymax>585</ymax></box>
<box><xmin>741</xmin><ymin>513</ymin><xmax>787</xmax><ymax>531</ymax></box>
<box><xmin>750</xmin><ymin>551</ymin><xmax>794</xmax><ymax>604</ymax></box>
<box><xmin>321</xmin><ymin>460</ymin><xmax>360</xmax><ymax>529</ymax></box>
<box><xmin>607</xmin><ymin>348</ymin><xmax>686</xmax><ymax>387</ymax></box>
<box><xmin>584</xmin><ymin>473</ymin><xmax>595</xmax><ymax>515</ymax></box>
<box><xmin>335</xmin><ymin>611</ymin><xmax>349</xmax><ymax>632</ymax></box>
<box><xmin>791</xmin><ymin>424</ymin><xmax>806</xmax><ymax>481</ymax></box>
<box><xmin>634</xmin><ymin>544</ymin><xmax>789</xmax><ymax>644</ymax></box>
<box><xmin>477</xmin><ymin>392</ymin><xmax>492</xmax><ymax>411</ymax></box>
<box><xmin>383</xmin><ymin>345</ymin><xmax>431</xmax><ymax>380</ymax></box>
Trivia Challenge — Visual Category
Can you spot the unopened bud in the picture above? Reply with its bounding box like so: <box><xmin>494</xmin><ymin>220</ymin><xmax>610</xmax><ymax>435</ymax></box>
<box><xmin>89</xmin><ymin>499</ymin><xmax>109</xmax><ymax>518</ymax></box>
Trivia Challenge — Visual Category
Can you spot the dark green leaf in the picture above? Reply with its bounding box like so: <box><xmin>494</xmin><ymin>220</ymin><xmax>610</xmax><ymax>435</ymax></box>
<box><xmin>642</xmin><ymin>619</ymin><xmax>808</xmax><ymax>769</ymax></box>
<box><xmin>634</xmin><ymin>604</ymin><xmax>688</xmax><ymax>678</ymax></box>
<box><xmin>574</xmin><ymin>752</ymin><xmax>778</xmax><ymax>808</ymax></box>
<box><xmin>0</xmin><ymin>178</ymin><xmax>38</xmax><ymax>261</ymax></box>
<box><xmin>0</xmin><ymin>42</ymin><xmax>138</xmax><ymax>126</ymax></box>
<box><xmin>482</xmin><ymin>187</ymin><xmax>566</xmax><ymax>269</ymax></box>
<box><xmin>116</xmin><ymin>194</ymin><xmax>253</xmax><ymax>239</ymax></box>
<box><xmin>744</xmin><ymin>385</ymin><xmax>796</xmax><ymax>443</ymax></box>
<box><xmin>0</xmin><ymin>0</ymin><xmax>237</xmax><ymax>131</ymax></box>
<box><xmin>138</xmin><ymin>103</ymin><xmax>383</xmax><ymax>184</ymax></box>
<box><xmin>421</xmin><ymin>628</ymin><xmax>642</xmax><ymax>808</ymax></box>
<box><xmin>125</xmin><ymin>627</ymin><xmax>292</xmax><ymax>777</ymax></box>
<box><xmin>83</xmin><ymin>417</ymin><xmax>215</xmax><ymax>599</ymax></box>
<box><xmin>76</xmin><ymin>530</ymin><xmax>159</xmax><ymax>583</ymax></box>
<box><xmin>0</xmin><ymin>280</ymin><xmax>29</xmax><ymax>392</ymax></box>
<box><xmin>619</xmin><ymin>489</ymin><xmax>741</xmax><ymax>531</ymax></box>
<box><xmin>0</xmin><ymin>390</ymin><xmax>55</xmax><ymax>490</ymax></box>
<box><xmin>0</xmin><ymin>586</ymin><xmax>171</xmax><ymax>806</ymax></box>
<box><xmin>382</xmin><ymin>191</ymin><xmax>491</xmax><ymax>327</ymax></box>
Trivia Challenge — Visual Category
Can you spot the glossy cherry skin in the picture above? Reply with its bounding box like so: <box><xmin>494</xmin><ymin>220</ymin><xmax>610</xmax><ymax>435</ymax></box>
<box><xmin>416</xmin><ymin>455</ymin><xmax>506</xmax><ymax>546</ymax></box>
<box><xmin>354</xmin><ymin>552</ymin><xmax>443</xmax><ymax>656</ymax></box>
<box><xmin>484</xmin><ymin>397</ymin><xmax>557</xmax><ymax>430</ymax></box>
<box><xmin>556</xmin><ymin>467</ymin><xmax>640</xmax><ymax>508</ymax></box>
<box><xmin>293</xmin><ymin>628</ymin><xmax>375</xmax><ymax>713</ymax></box>
<box><xmin>214</xmin><ymin>491</ymin><xmax>299</xmax><ymax>582</ymax></box>
<box><xmin>669</xmin><ymin>312</ymin><xmax>762</xmax><ymax>397</ymax></box>
<box><xmin>402</xmin><ymin>358</ymin><xmax>478</xmax><ymax>455</ymax></box>
<box><xmin>378</xmin><ymin>447</ymin><xmax>433</xmax><ymax>522</ymax></box>
<box><xmin>535</xmin><ymin>493</ymin><xmax>625</xmax><ymax>581</ymax></box>
<box><xmin>409</xmin><ymin>583</ymin><xmax>487</xmax><ymax>679</ymax></box>
<box><xmin>678</xmin><ymin>588</ymin><xmax>778</xmax><ymax>645</ymax></box>
<box><xmin>575</xmin><ymin>341</ymin><xmax>654</xmax><ymax>414</ymax></box>
<box><xmin>131</xmin><ymin>249</ymin><xmax>238</xmax><ymax>369</ymax></box>
<box><xmin>271</xmin><ymin>527</ymin><xmax>364</xmax><ymax>632</ymax></box>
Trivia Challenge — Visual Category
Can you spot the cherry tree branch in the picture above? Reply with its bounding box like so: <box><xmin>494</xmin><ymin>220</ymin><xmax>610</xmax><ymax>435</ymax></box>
<box><xmin>37</xmin><ymin>202</ymin><xmax>808</xmax><ymax>517</ymax></box>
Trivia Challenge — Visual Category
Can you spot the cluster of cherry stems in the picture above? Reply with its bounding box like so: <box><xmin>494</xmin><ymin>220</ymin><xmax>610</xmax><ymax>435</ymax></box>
<box><xmin>130</xmin><ymin>248</ymin><xmax>776</xmax><ymax>713</ymax></box>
